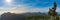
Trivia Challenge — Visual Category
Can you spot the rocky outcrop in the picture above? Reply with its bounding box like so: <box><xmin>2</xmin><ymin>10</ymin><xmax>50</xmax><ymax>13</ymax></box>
<box><xmin>1</xmin><ymin>12</ymin><xmax>18</xmax><ymax>20</ymax></box>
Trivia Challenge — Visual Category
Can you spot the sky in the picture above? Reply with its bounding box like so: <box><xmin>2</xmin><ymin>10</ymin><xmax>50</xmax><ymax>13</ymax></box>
<box><xmin>0</xmin><ymin>0</ymin><xmax>60</xmax><ymax>15</ymax></box>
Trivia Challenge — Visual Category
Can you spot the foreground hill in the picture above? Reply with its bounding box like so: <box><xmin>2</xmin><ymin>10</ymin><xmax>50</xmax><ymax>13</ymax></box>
<box><xmin>0</xmin><ymin>12</ymin><xmax>56</xmax><ymax>20</ymax></box>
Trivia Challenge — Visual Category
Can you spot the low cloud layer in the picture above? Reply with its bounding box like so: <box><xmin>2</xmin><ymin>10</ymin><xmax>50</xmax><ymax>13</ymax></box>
<box><xmin>0</xmin><ymin>4</ymin><xmax>50</xmax><ymax>15</ymax></box>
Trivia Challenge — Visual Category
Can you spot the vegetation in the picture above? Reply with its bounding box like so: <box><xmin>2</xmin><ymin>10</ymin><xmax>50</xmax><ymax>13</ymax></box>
<box><xmin>16</xmin><ymin>14</ymin><xmax>49</xmax><ymax>20</ymax></box>
<box><xmin>0</xmin><ymin>12</ymin><xmax>60</xmax><ymax>20</ymax></box>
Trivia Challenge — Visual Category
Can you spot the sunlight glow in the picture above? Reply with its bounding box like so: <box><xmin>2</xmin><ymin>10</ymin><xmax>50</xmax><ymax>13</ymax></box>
<box><xmin>5</xmin><ymin>0</ymin><xmax>12</xmax><ymax>3</ymax></box>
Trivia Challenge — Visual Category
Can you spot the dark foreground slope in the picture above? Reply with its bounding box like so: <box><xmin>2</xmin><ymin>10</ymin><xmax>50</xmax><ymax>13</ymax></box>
<box><xmin>1</xmin><ymin>12</ymin><xmax>49</xmax><ymax>20</ymax></box>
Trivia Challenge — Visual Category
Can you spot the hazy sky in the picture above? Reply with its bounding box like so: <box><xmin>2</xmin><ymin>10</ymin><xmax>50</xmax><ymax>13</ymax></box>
<box><xmin>0</xmin><ymin>0</ymin><xmax>60</xmax><ymax>15</ymax></box>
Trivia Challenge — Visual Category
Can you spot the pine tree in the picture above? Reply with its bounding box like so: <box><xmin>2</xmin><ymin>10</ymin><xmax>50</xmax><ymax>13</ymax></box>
<box><xmin>48</xmin><ymin>0</ymin><xmax>58</xmax><ymax>20</ymax></box>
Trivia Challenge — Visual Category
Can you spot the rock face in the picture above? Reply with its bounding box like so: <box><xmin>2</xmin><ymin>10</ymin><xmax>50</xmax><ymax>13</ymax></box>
<box><xmin>1</xmin><ymin>12</ymin><xmax>18</xmax><ymax>20</ymax></box>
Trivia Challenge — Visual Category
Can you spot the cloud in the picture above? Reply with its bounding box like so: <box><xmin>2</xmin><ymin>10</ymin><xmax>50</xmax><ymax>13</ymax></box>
<box><xmin>0</xmin><ymin>0</ymin><xmax>53</xmax><ymax>15</ymax></box>
<box><xmin>0</xmin><ymin>4</ymin><xmax>50</xmax><ymax>15</ymax></box>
